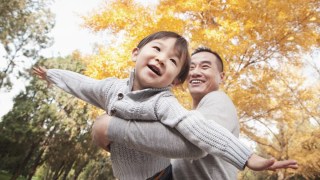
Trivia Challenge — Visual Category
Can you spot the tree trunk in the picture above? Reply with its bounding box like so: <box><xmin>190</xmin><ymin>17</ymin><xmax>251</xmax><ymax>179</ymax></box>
<box><xmin>62</xmin><ymin>161</ymin><xmax>75</xmax><ymax>180</ymax></box>
<box><xmin>73</xmin><ymin>159</ymin><xmax>90</xmax><ymax>180</ymax></box>
<box><xmin>27</xmin><ymin>148</ymin><xmax>46</xmax><ymax>180</ymax></box>
<box><xmin>10</xmin><ymin>142</ymin><xmax>38</xmax><ymax>180</ymax></box>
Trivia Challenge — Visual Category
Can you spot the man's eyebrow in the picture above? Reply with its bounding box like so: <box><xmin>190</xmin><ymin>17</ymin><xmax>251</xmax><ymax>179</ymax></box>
<box><xmin>201</xmin><ymin>60</ymin><xmax>212</xmax><ymax>65</ymax></box>
<box><xmin>190</xmin><ymin>60</ymin><xmax>212</xmax><ymax>65</ymax></box>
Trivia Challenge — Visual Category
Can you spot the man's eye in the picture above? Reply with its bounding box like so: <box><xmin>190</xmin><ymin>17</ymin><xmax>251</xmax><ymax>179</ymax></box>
<box><xmin>202</xmin><ymin>65</ymin><xmax>210</xmax><ymax>69</ymax></box>
<box><xmin>170</xmin><ymin>59</ymin><xmax>177</xmax><ymax>65</ymax></box>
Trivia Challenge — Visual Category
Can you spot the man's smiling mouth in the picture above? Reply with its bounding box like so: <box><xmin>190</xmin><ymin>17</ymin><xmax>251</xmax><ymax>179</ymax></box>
<box><xmin>189</xmin><ymin>79</ymin><xmax>204</xmax><ymax>84</ymax></box>
<box><xmin>148</xmin><ymin>65</ymin><xmax>161</xmax><ymax>76</ymax></box>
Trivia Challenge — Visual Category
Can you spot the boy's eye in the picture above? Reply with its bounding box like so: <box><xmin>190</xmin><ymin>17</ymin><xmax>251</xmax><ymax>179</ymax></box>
<box><xmin>153</xmin><ymin>46</ymin><xmax>160</xmax><ymax>51</ymax></box>
<box><xmin>170</xmin><ymin>59</ymin><xmax>177</xmax><ymax>65</ymax></box>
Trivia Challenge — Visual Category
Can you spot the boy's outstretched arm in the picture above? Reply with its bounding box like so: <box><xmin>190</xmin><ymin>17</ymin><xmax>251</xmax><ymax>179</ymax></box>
<box><xmin>33</xmin><ymin>66</ymin><xmax>114</xmax><ymax>110</ymax></box>
<box><xmin>93</xmin><ymin>113</ymin><xmax>298</xmax><ymax>171</ymax></box>
<box><xmin>246</xmin><ymin>154</ymin><xmax>298</xmax><ymax>171</ymax></box>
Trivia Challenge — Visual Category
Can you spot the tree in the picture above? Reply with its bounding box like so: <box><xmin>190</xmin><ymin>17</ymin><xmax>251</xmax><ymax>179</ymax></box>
<box><xmin>82</xmin><ymin>0</ymin><xmax>320</xmax><ymax>179</ymax></box>
<box><xmin>0</xmin><ymin>53</ymin><xmax>115</xmax><ymax>179</ymax></box>
<box><xmin>0</xmin><ymin>68</ymin><xmax>62</xmax><ymax>179</ymax></box>
<box><xmin>0</xmin><ymin>0</ymin><xmax>54</xmax><ymax>90</ymax></box>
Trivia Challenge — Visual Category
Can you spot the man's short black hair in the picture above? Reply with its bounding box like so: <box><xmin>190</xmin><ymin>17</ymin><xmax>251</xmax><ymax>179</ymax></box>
<box><xmin>191</xmin><ymin>47</ymin><xmax>224</xmax><ymax>72</ymax></box>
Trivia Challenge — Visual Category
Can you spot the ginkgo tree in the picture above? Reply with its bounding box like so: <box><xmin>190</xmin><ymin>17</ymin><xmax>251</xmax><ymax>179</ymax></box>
<box><xmin>82</xmin><ymin>0</ymin><xmax>319</xmax><ymax>179</ymax></box>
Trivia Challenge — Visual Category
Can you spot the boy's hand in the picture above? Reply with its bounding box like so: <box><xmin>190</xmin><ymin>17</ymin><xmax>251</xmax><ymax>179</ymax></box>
<box><xmin>266</xmin><ymin>159</ymin><xmax>298</xmax><ymax>171</ymax></box>
<box><xmin>33</xmin><ymin>66</ymin><xmax>51</xmax><ymax>87</ymax></box>
<box><xmin>246</xmin><ymin>154</ymin><xmax>298</xmax><ymax>171</ymax></box>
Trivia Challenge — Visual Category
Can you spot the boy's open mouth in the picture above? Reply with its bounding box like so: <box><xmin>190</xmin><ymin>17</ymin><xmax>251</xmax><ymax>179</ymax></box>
<box><xmin>148</xmin><ymin>65</ymin><xmax>161</xmax><ymax>76</ymax></box>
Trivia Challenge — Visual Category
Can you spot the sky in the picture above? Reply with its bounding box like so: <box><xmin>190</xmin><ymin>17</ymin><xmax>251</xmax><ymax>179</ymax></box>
<box><xmin>42</xmin><ymin>0</ymin><xmax>103</xmax><ymax>57</ymax></box>
<box><xmin>0</xmin><ymin>0</ymin><xmax>104</xmax><ymax>117</ymax></box>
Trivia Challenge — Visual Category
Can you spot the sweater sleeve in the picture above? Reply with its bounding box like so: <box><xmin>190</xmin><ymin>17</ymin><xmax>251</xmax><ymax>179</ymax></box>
<box><xmin>175</xmin><ymin>110</ymin><xmax>253</xmax><ymax>170</ymax></box>
<box><xmin>156</xmin><ymin>95</ymin><xmax>253</xmax><ymax>170</ymax></box>
<box><xmin>107</xmin><ymin>116</ymin><xmax>206</xmax><ymax>159</ymax></box>
<box><xmin>47</xmin><ymin>69</ymin><xmax>115</xmax><ymax>110</ymax></box>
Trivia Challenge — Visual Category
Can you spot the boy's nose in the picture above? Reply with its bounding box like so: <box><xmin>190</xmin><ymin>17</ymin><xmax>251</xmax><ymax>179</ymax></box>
<box><xmin>156</xmin><ymin>56</ymin><xmax>165</xmax><ymax>65</ymax></box>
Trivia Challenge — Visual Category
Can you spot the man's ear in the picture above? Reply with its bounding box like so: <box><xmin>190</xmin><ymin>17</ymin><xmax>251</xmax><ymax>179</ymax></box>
<box><xmin>131</xmin><ymin>48</ymin><xmax>139</xmax><ymax>62</ymax></box>
<box><xmin>218</xmin><ymin>72</ymin><xmax>225</xmax><ymax>84</ymax></box>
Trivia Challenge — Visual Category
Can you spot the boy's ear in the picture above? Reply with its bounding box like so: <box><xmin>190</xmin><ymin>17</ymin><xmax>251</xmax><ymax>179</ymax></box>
<box><xmin>131</xmin><ymin>48</ymin><xmax>139</xmax><ymax>62</ymax></box>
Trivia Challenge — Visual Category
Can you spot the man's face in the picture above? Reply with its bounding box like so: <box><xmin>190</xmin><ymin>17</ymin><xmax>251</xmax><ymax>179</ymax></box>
<box><xmin>187</xmin><ymin>51</ymin><xmax>224</xmax><ymax>100</ymax></box>
<box><xmin>132</xmin><ymin>38</ymin><xmax>183</xmax><ymax>91</ymax></box>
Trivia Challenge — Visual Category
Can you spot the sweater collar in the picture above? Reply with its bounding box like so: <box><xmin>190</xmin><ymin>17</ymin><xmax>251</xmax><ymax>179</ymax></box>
<box><xmin>128</xmin><ymin>69</ymin><xmax>172</xmax><ymax>93</ymax></box>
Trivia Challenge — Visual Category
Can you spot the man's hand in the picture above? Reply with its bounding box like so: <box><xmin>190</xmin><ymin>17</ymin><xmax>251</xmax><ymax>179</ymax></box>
<box><xmin>246</xmin><ymin>154</ymin><xmax>298</xmax><ymax>171</ymax></box>
<box><xmin>33</xmin><ymin>66</ymin><xmax>51</xmax><ymax>87</ymax></box>
<box><xmin>92</xmin><ymin>113</ymin><xmax>112</xmax><ymax>152</ymax></box>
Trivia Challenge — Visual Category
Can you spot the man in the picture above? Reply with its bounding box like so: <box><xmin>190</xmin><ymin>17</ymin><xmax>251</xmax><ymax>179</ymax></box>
<box><xmin>92</xmin><ymin>47</ymin><xmax>298</xmax><ymax>179</ymax></box>
<box><xmin>171</xmin><ymin>47</ymin><xmax>239</xmax><ymax>179</ymax></box>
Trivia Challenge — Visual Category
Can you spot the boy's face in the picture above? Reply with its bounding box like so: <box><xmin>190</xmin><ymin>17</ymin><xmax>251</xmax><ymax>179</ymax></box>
<box><xmin>187</xmin><ymin>51</ymin><xmax>224</xmax><ymax>100</ymax></box>
<box><xmin>132</xmin><ymin>38</ymin><xmax>183</xmax><ymax>90</ymax></box>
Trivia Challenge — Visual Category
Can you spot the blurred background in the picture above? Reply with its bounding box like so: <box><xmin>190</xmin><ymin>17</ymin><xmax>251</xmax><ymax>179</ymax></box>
<box><xmin>0</xmin><ymin>0</ymin><xmax>319</xmax><ymax>179</ymax></box>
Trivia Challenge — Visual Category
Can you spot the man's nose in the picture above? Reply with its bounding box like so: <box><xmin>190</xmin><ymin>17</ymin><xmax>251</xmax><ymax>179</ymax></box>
<box><xmin>190</xmin><ymin>67</ymin><xmax>201</xmax><ymax>76</ymax></box>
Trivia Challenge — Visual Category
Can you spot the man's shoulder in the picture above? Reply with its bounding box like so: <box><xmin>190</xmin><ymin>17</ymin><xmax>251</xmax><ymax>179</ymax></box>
<box><xmin>197</xmin><ymin>90</ymin><xmax>239</xmax><ymax>134</ymax></box>
<box><xmin>205</xmin><ymin>90</ymin><xmax>229</xmax><ymax>99</ymax></box>
<box><xmin>198</xmin><ymin>90</ymin><xmax>236</xmax><ymax>113</ymax></box>
<box><xmin>199</xmin><ymin>91</ymin><xmax>233</xmax><ymax>106</ymax></box>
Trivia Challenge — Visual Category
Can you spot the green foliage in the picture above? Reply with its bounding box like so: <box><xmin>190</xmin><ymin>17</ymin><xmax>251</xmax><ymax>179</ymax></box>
<box><xmin>79</xmin><ymin>156</ymin><xmax>115</xmax><ymax>180</ymax></box>
<box><xmin>0</xmin><ymin>171</ymin><xmax>27</xmax><ymax>180</ymax></box>
<box><xmin>0</xmin><ymin>0</ymin><xmax>54</xmax><ymax>90</ymax></box>
<box><xmin>0</xmin><ymin>54</ymin><xmax>114</xmax><ymax>179</ymax></box>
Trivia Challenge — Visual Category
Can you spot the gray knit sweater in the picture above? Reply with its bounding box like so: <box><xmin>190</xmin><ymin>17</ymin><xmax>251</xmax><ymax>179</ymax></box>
<box><xmin>172</xmin><ymin>91</ymin><xmax>240</xmax><ymax>180</ymax></box>
<box><xmin>46</xmin><ymin>69</ymin><xmax>252</xmax><ymax>180</ymax></box>
<box><xmin>109</xmin><ymin>91</ymin><xmax>240</xmax><ymax>179</ymax></box>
